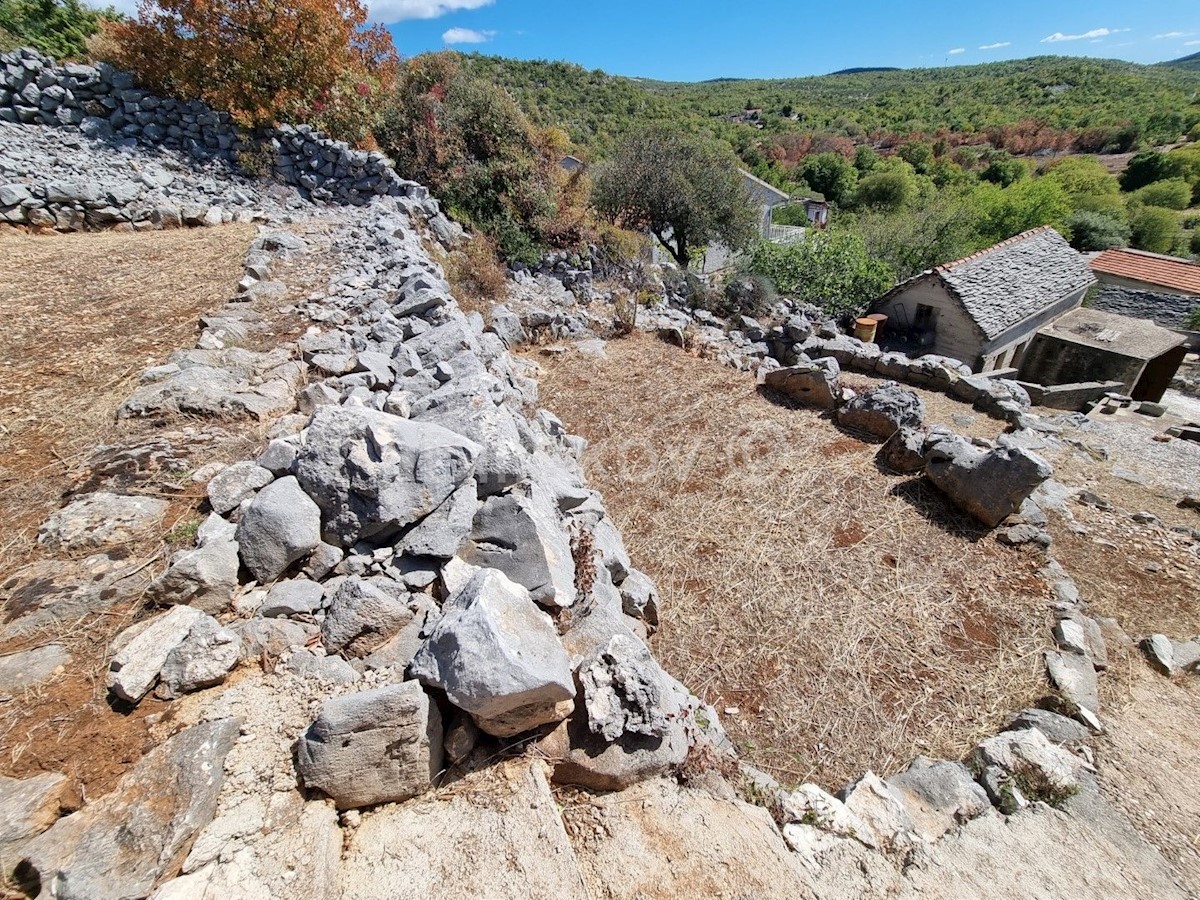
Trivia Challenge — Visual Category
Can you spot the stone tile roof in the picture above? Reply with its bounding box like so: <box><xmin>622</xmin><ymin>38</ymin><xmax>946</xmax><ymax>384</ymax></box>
<box><xmin>1091</xmin><ymin>248</ymin><xmax>1200</xmax><ymax>297</ymax></box>
<box><xmin>935</xmin><ymin>227</ymin><xmax>1096</xmax><ymax>340</ymax></box>
<box><xmin>1038</xmin><ymin>307</ymin><xmax>1186</xmax><ymax>360</ymax></box>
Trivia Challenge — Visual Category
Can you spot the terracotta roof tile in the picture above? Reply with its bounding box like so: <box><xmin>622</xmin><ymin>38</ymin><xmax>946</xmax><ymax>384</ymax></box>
<box><xmin>1091</xmin><ymin>249</ymin><xmax>1200</xmax><ymax>296</ymax></box>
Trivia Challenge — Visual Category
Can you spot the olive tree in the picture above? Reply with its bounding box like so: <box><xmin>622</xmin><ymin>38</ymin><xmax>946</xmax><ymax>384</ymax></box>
<box><xmin>591</xmin><ymin>126</ymin><xmax>757</xmax><ymax>268</ymax></box>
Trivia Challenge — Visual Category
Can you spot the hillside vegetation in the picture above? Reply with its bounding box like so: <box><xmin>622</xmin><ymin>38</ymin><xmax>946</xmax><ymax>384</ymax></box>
<box><xmin>1162</xmin><ymin>52</ymin><xmax>1200</xmax><ymax>72</ymax></box>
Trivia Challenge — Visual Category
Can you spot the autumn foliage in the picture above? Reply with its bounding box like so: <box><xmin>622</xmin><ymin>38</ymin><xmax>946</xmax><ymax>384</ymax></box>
<box><xmin>104</xmin><ymin>0</ymin><xmax>398</xmax><ymax>144</ymax></box>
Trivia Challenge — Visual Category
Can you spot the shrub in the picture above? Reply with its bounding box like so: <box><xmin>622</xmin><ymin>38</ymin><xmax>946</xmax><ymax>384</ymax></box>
<box><xmin>717</xmin><ymin>274</ymin><xmax>777</xmax><ymax>319</ymax></box>
<box><xmin>377</xmin><ymin>53</ymin><xmax>560</xmax><ymax>265</ymax></box>
<box><xmin>854</xmin><ymin>170</ymin><xmax>916</xmax><ymax>211</ymax></box>
<box><xmin>0</xmin><ymin>0</ymin><xmax>120</xmax><ymax>60</ymax></box>
<box><xmin>1129</xmin><ymin>205</ymin><xmax>1182</xmax><ymax>255</ymax></box>
<box><xmin>979</xmin><ymin>156</ymin><xmax>1027</xmax><ymax>188</ymax></box>
<box><xmin>104</xmin><ymin>0</ymin><xmax>397</xmax><ymax>144</ymax></box>
<box><xmin>1120</xmin><ymin>151</ymin><xmax>1181</xmax><ymax>192</ymax></box>
<box><xmin>1066</xmin><ymin>210</ymin><xmax>1130</xmax><ymax>252</ymax></box>
<box><xmin>613</xmin><ymin>292</ymin><xmax>639</xmax><ymax>336</ymax></box>
<box><xmin>746</xmin><ymin>231</ymin><xmax>895</xmax><ymax>317</ymax></box>
<box><xmin>799</xmin><ymin>152</ymin><xmax>858</xmax><ymax>207</ymax></box>
<box><xmin>1192</xmin><ymin>230</ymin><xmax>1200</xmax><ymax>257</ymax></box>
<box><xmin>1133</xmin><ymin>178</ymin><xmax>1193</xmax><ymax>211</ymax></box>
<box><xmin>442</xmin><ymin>233</ymin><xmax>509</xmax><ymax>318</ymax></box>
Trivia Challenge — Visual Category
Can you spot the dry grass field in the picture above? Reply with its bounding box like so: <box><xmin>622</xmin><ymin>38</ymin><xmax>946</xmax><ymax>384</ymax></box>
<box><xmin>534</xmin><ymin>333</ymin><xmax>1050</xmax><ymax>789</ymax></box>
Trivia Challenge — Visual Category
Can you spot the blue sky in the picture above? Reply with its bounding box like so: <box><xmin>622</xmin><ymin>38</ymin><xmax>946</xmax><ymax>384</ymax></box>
<box><xmin>363</xmin><ymin>0</ymin><xmax>1200</xmax><ymax>81</ymax></box>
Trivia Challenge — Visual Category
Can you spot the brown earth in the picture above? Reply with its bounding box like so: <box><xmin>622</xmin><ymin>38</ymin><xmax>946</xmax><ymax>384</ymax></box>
<box><xmin>0</xmin><ymin>224</ymin><xmax>326</xmax><ymax>798</ymax></box>
<box><xmin>532</xmin><ymin>333</ymin><xmax>1051</xmax><ymax>790</ymax></box>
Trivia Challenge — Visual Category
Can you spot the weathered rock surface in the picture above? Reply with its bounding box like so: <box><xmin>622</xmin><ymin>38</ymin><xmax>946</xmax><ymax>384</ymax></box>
<box><xmin>147</xmin><ymin>514</ymin><xmax>240</xmax><ymax>613</ymax></box>
<box><xmin>763</xmin><ymin>359</ymin><xmax>841</xmax><ymax>410</ymax></box>
<box><xmin>297</xmin><ymin>681</ymin><xmax>442</xmax><ymax>810</ymax></box>
<box><xmin>886</xmin><ymin>757</ymin><xmax>989</xmax><ymax>841</ymax></box>
<box><xmin>235</xmin><ymin>476</ymin><xmax>322</xmax><ymax>582</ymax></box>
<box><xmin>579</xmin><ymin>635</ymin><xmax>671</xmax><ymax>742</ymax></box>
<box><xmin>0</xmin><ymin>644</ymin><xmax>71</xmax><ymax>694</ymax></box>
<box><xmin>840</xmin><ymin>771</ymin><xmax>920</xmax><ymax>851</ymax></box>
<box><xmin>17</xmin><ymin>719</ymin><xmax>238</xmax><ymax>900</ymax></box>
<box><xmin>36</xmin><ymin>492</ymin><xmax>169</xmax><ymax>551</ymax></box>
<box><xmin>410</xmin><ymin>568</ymin><xmax>574</xmax><ymax>737</ymax></box>
<box><xmin>157</xmin><ymin>617</ymin><xmax>241</xmax><ymax>699</ymax></box>
<box><xmin>294</xmin><ymin>406</ymin><xmax>480</xmax><ymax>550</ymax></box>
<box><xmin>462</xmin><ymin>483</ymin><xmax>576</xmax><ymax>608</ymax></box>
<box><xmin>0</xmin><ymin>773</ymin><xmax>73</xmax><ymax>874</ymax></box>
<box><xmin>878</xmin><ymin>425</ymin><xmax>927</xmax><ymax>474</ymax></box>
<box><xmin>1005</xmin><ymin>708</ymin><xmax>1092</xmax><ymax>744</ymax></box>
<box><xmin>837</xmin><ymin>383</ymin><xmax>924</xmax><ymax>439</ymax></box>
<box><xmin>259</xmin><ymin>578</ymin><xmax>325</xmax><ymax>618</ymax></box>
<box><xmin>106</xmin><ymin>605</ymin><xmax>206</xmax><ymax>703</ymax></box>
<box><xmin>925</xmin><ymin>437</ymin><xmax>1053</xmax><ymax>527</ymax></box>
<box><xmin>337</xmin><ymin>760</ymin><xmax>584</xmax><ymax>900</ymax></box>
<box><xmin>971</xmin><ymin>728</ymin><xmax>1080</xmax><ymax>801</ymax></box>
<box><xmin>320</xmin><ymin>576</ymin><xmax>412</xmax><ymax>658</ymax></box>
<box><xmin>206</xmin><ymin>462</ymin><xmax>273</xmax><ymax>515</ymax></box>
<box><xmin>1045</xmin><ymin>649</ymin><xmax>1101</xmax><ymax>714</ymax></box>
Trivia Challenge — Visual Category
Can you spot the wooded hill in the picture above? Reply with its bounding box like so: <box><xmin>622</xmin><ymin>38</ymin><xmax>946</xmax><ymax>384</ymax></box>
<box><xmin>460</xmin><ymin>53</ymin><xmax>1200</xmax><ymax>158</ymax></box>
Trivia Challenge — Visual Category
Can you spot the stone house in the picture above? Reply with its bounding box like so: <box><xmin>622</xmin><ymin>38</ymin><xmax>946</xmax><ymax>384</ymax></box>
<box><xmin>869</xmin><ymin>227</ymin><xmax>1095</xmax><ymax>373</ymax></box>
<box><xmin>1089</xmin><ymin>248</ymin><xmax>1200</xmax><ymax>332</ymax></box>
<box><xmin>1019</xmin><ymin>307</ymin><xmax>1187</xmax><ymax>402</ymax></box>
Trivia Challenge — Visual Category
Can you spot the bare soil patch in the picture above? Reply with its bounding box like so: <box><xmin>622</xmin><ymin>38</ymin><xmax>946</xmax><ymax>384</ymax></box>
<box><xmin>0</xmin><ymin>225</ymin><xmax>308</xmax><ymax>797</ymax></box>
<box><xmin>532</xmin><ymin>333</ymin><xmax>1050</xmax><ymax>789</ymax></box>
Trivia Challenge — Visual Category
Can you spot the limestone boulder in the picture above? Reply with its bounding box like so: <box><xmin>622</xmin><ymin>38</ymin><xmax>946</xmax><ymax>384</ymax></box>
<box><xmin>296</xmin><ymin>682</ymin><xmax>442</xmax><ymax>810</ymax></box>
<box><xmin>410</xmin><ymin>568</ymin><xmax>575</xmax><ymax>737</ymax></box>
<box><xmin>925</xmin><ymin>436</ymin><xmax>1053</xmax><ymax>528</ymax></box>
<box><xmin>235</xmin><ymin>476</ymin><xmax>322</xmax><ymax>583</ymax></box>
<box><xmin>837</xmin><ymin>382</ymin><xmax>924</xmax><ymax>439</ymax></box>
<box><xmin>37</xmin><ymin>492</ymin><xmax>169</xmax><ymax>552</ymax></box>
<box><xmin>763</xmin><ymin>359</ymin><xmax>840</xmax><ymax>410</ymax></box>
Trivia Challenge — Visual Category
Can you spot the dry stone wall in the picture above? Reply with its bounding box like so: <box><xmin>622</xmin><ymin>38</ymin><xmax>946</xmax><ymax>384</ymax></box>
<box><xmin>0</xmin><ymin>48</ymin><xmax>431</xmax><ymax>228</ymax></box>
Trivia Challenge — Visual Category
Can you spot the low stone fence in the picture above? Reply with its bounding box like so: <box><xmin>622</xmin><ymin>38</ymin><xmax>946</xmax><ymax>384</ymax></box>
<box><xmin>0</xmin><ymin>47</ymin><xmax>418</xmax><ymax>226</ymax></box>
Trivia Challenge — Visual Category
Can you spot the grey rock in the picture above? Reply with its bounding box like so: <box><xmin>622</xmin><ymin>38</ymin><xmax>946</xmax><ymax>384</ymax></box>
<box><xmin>157</xmin><ymin>617</ymin><xmax>241</xmax><ymax>698</ymax></box>
<box><xmin>230</xmin><ymin>618</ymin><xmax>316</xmax><ymax>660</ymax></box>
<box><xmin>763</xmin><ymin>359</ymin><xmax>840</xmax><ymax>410</ymax></box>
<box><xmin>321</xmin><ymin>576</ymin><xmax>413</xmax><ymax>658</ymax></box>
<box><xmin>18</xmin><ymin>720</ymin><xmax>238</xmax><ymax>900</ymax></box>
<box><xmin>618</xmin><ymin>569</ymin><xmax>660</xmax><ymax>629</ymax></box>
<box><xmin>283</xmin><ymin>648</ymin><xmax>361</xmax><ymax>684</ymax></box>
<box><xmin>886</xmin><ymin>757</ymin><xmax>989</xmax><ymax>841</ymax></box>
<box><xmin>294</xmin><ymin>406</ymin><xmax>479</xmax><ymax>549</ymax></box>
<box><xmin>297</xmin><ymin>682</ymin><xmax>442</xmax><ymax>810</ymax></box>
<box><xmin>37</xmin><ymin>492</ymin><xmax>169</xmax><ymax>552</ymax></box>
<box><xmin>206</xmin><ymin>462</ymin><xmax>273</xmax><ymax>515</ymax></box>
<box><xmin>0</xmin><ymin>644</ymin><xmax>71</xmax><ymax>693</ymax></box>
<box><xmin>877</xmin><ymin>426</ymin><xmax>926</xmax><ymax>474</ymax></box>
<box><xmin>256</xmin><ymin>438</ymin><xmax>299</xmax><ymax>476</ymax></box>
<box><xmin>488</xmin><ymin>305</ymin><xmax>526</xmax><ymax>348</ymax></box>
<box><xmin>838</xmin><ymin>772</ymin><xmax>920</xmax><ymax>851</ymax></box>
<box><xmin>925</xmin><ymin>436</ymin><xmax>1053</xmax><ymax>528</ymax></box>
<box><xmin>579</xmin><ymin>635</ymin><xmax>671</xmax><ymax>742</ymax></box>
<box><xmin>106</xmin><ymin>605</ymin><xmax>206</xmax><ymax>704</ymax></box>
<box><xmin>837</xmin><ymin>382</ymin><xmax>924</xmax><ymax>439</ymax></box>
<box><xmin>0</xmin><ymin>772</ymin><xmax>73</xmax><ymax>874</ymax></box>
<box><xmin>235</xmin><ymin>476</ymin><xmax>322</xmax><ymax>583</ymax></box>
<box><xmin>259</xmin><ymin>579</ymin><xmax>325</xmax><ymax>618</ymax></box>
<box><xmin>1045</xmin><ymin>649</ymin><xmax>1100</xmax><ymax>713</ymax></box>
<box><xmin>410</xmin><ymin>568</ymin><xmax>575</xmax><ymax>737</ymax></box>
<box><xmin>148</xmin><ymin>515</ymin><xmax>240</xmax><ymax>614</ymax></box>
<box><xmin>1004</xmin><ymin>708</ymin><xmax>1091</xmax><ymax>743</ymax></box>
<box><xmin>1140</xmin><ymin>634</ymin><xmax>1175</xmax><ymax>675</ymax></box>
<box><xmin>971</xmin><ymin>728</ymin><xmax>1080</xmax><ymax>800</ymax></box>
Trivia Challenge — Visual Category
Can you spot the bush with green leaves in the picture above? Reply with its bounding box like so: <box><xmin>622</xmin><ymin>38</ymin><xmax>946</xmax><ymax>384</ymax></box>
<box><xmin>745</xmin><ymin>231</ymin><xmax>895</xmax><ymax>317</ymax></box>
<box><xmin>717</xmin><ymin>273</ymin><xmax>777</xmax><ymax>319</ymax></box>
<box><xmin>591</xmin><ymin>125</ymin><xmax>757</xmax><ymax>269</ymax></box>
<box><xmin>1120</xmin><ymin>151</ymin><xmax>1182</xmax><ymax>192</ymax></box>
<box><xmin>979</xmin><ymin>155</ymin><xmax>1027</xmax><ymax>188</ymax></box>
<box><xmin>1191</xmin><ymin>230</ymin><xmax>1200</xmax><ymax>257</ymax></box>
<box><xmin>1133</xmin><ymin>178</ymin><xmax>1194</xmax><ymax>211</ymax></box>
<box><xmin>377</xmin><ymin>52</ymin><xmax>560</xmax><ymax>265</ymax></box>
<box><xmin>854</xmin><ymin>169</ymin><xmax>917</xmax><ymax>211</ymax></box>
<box><xmin>799</xmin><ymin>152</ymin><xmax>858</xmax><ymax>207</ymax></box>
<box><xmin>1129</xmin><ymin>205</ymin><xmax>1182</xmax><ymax>254</ymax></box>
<box><xmin>0</xmin><ymin>0</ymin><xmax>120</xmax><ymax>59</ymax></box>
<box><xmin>1066</xmin><ymin>210</ymin><xmax>1130</xmax><ymax>252</ymax></box>
<box><xmin>975</xmin><ymin>178</ymin><xmax>1073</xmax><ymax>245</ymax></box>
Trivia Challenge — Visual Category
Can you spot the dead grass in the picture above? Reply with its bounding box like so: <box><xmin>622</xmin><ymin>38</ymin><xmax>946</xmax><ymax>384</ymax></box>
<box><xmin>0</xmin><ymin>225</ymin><xmax>263</xmax><ymax>794</ymax></box>
<box><xmin>532</xmin><ymin>333</ymin><xmax>1050</xmax><ymax>790</ymax></box>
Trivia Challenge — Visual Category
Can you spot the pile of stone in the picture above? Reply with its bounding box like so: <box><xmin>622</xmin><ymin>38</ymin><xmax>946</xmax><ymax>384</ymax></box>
<box><xmin>0</xmin><ymin>48</ymin><xmax>431</xmax><ymax>224</ymax></box>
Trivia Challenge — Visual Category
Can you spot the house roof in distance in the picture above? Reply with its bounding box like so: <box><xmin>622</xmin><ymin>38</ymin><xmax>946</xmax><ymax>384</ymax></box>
<box><xmin>1037</xmin><ymin>307</ymin><xmax>1186</xmax><ymax>360</ymax></box>
<box><xmin>879</xmin><ymin>227</ymin><xmax>1095</xmax><ymax>341</ymax></box>
<box><xmin>1091</xmin><ymin>248</ymin><xmax>1200</xmax><ymax>297</ymax></box>
<box><xmin>738</xmin><ymin>169</ymin><xmax>791</xmax><ymax>206</ymax></box>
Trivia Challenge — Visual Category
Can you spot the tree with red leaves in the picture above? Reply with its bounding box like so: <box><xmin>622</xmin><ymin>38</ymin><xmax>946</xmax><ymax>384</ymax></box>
<box><xmin>105</xmin><ymin>0</ymin><xmax>397</xmax><ymax>144</ymax></box>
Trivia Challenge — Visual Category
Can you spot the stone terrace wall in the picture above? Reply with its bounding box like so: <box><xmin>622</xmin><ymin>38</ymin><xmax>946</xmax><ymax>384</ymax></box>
<box><xmin>0</xmin><ymin>47</ymin><xmax>415</xmax><ymax>220</ymax></box>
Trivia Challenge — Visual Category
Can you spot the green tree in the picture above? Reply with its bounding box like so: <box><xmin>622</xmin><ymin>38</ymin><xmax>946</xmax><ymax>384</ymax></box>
<box><xmin>0</xmin><ymin>0</ymin><xmax>120</xmax><ymax>59</ymax></box>
<box><xmin>799</xmin><ymin>152</ymin><xmax>858</xmax><ymax>207</ymax></box>
<box><xmin>1132</xmin><ymin>178</ymin><xmax>1194</xmax><ymax>211</ymax></box>
<box><xmin>1129</xmin><ymin>205</ymin><xmax>1182</xmax><ymax>254</ymax></box>
<box><xmin>745</xmin><ymin>230</ymin><xmax>895</xmax><ymax>316</ymax></box>
<box><xmin>897</xmin><ymin>140</ymin><xmax>935</xmax><ymax>175</ymax></box>
<box><xmin>979</xmin><ymin>155</ymin><xmax>1027</xmax><ymax>187</ymax></box>
<box><xmin>854</xmin><ymin>169</ymin><xmax>917</xmax><ymax>211</ymax></box>
<box><xmin>1065</xmin><ymin>210</ymin><xmax>1130</xmax><ymax>251</ymax></box>
<box><xmin>1042</xmin><ymin>156</ymin><xmax>1118</xmax><ymax>202</ymax></box>
<box><xmin>1120</xmin><ymin>150</ymin><xmax>1182</xmax><ymax>192</ymax></box>
<box><xmin>377</xmin><ymin>53</ymin><xmax>560</xmax><ymax>263</ymax></box>
<box><xmin>591</xmin><ymin>125</ymin><xmax>757</xmax><ymax>269</ymax></box>
<box><xmin>853</xmin><ymin>145</ymin><xmax>880</xmax><ymax>174</ymax></box>
<box><xmin>976</xmin><ymin>178</ymin><xmax>1072</xmax><ymax>244</ymax></box>
<box><xmin>852</xmin><ymin>189</ymin><xmax>983</xmax><ymax>281</ymax></box>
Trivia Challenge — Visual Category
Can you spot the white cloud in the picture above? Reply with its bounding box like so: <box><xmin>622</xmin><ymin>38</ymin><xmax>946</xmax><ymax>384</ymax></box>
<box><xmin>1187</xmin><ymin>40</ymin><xmax>1200</xmax><ymax>46</ymax></box>
<box><xmin>1153</xmin><ymin>31</ymin><xmax>1191</xmax><ymax>39</ymax></box>
<box><xmin>978</xmin><ymin>41</ymin><xmax>1011</xmax><ymax>50</ymax></box>
<box><xmin>442</xmin><ymin>27</ymin><xmax>497</xmax><ymax>44</ymax></box>
<box><xmin>1041</xmin><ymin>27</ymin><xmax>1128</xmax><ymax>43</ymax></box>
<box><xmin>947</xmin><ymin>47</ymin><xmax>966</xmax><ymax>55</ymax></box>
<box><xmin>367</xmin><ymin>0</ymin><xmax>494</xmax><ymax>23</ymax></box>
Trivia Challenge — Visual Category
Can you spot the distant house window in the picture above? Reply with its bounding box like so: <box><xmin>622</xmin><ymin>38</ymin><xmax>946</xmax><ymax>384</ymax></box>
<box><xmin>914</xmin><ymin>304</ymin><xmax>935</xmax><ymax>330</ymax></box>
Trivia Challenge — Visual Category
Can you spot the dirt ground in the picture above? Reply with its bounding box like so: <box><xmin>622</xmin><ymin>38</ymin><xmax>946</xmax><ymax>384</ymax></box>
<box><xmin>0</xmin><ymin>225</ymin><xmax>324</xmax><ymax>797</ymax></box>
<box><xmin>533</xmin><ymin>333</ymin><xmax>1052</xmax><ymax>790</ymax></box>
